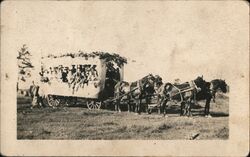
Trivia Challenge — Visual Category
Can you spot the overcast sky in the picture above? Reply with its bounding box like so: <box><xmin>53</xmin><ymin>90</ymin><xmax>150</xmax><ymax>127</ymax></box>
<box><xmin>2</xmin><ymin>1</ymin><xmax>248</xmax><ymax>83</ymax></box>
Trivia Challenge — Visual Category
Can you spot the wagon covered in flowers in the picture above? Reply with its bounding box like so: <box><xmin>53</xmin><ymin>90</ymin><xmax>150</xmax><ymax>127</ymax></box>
<box><xmin>39</xmin><ymin>51</ymin><xmax>127</xmax><ymax>109</ymax></box>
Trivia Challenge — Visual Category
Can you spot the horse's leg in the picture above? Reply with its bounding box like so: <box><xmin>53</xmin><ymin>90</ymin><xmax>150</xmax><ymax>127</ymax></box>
<box><xmin>205</xmin><ymin>95</ymin><xmax>212</xmax><ymax>117</ymax></box>
<box><xmin>145</xmin><ymin>96</ymin><xmax>149</xmax><ymax>113</ymax></box>
<box><xmin>187</xmin><ymin>100</ymin><xmax>193</xmax><ymax>117</ymax></box>
<box><xmin>157</xmin><ymin>96</ymin><xmax>163</xmax><ymax>114</ymax></box>
<box><xmin>134</xmin><ymin>98</ymin><xmax>138</xmax><ymax>114</ymax></box>
<box><xmin>204</xmin><ymin>104</ymin><xmax>208</xmax><ymax>116</ymax></box>
<box><xmin>135</xmin><ymin>95</ymin><xmax>142</xmax><ymax>115</ymax></box>
<box><xmin>211</xmin><ymin>91</ymin><xmax>215</xmax><ymax>103</ymax></box>
<box><xmin>133</xmin><ymin>101</ymin><xmax>136</xmax><ymax>112</ymax></box>
<box><xmin>183</xmin><ymin>101</ymin><xmax>189</xmax><ymax>116</ymax></box>
<box><xmin>212</xmin><ymin>92</ymin><xmax>216</xmax><ymax>103</ymax></box>
<box><xmin>38</xmin><ymin>96</ymin><xmax>43</xmax><ymax>108</ymax></box>
<box><xmin>117</xmin><ymin>98</ymin><xmax>122</xmax><ymax>112</ymax></box>
<box><xmin>118</xmin><ymin>101</ymin><xmax>122</xmax><ymax>112</ymax></box>
<box><xmin>158</xmin><ymin>97</ymin><xmax>162</xmax><ymax>114</ymax></box>
<box><xmin>138</xmin><ymin>96</ymin><xmax>142</xmax><ymax>114</ymax></box>
<box><xmin>180</xmin><ymin>102</ymin><xmax>185</xmax><ymax>116</ymax></box>
<box><xmin>127</xmin><ymin>99</ymin><xmax>130</xmax><ymax>112</ymax></box>
<box><xmin>162</xmin><ymin>99</ymin><xmax>168</xmax><ymax>117</ymax></box>
<box><xmin>115</xmin><ymin>99</ymin><xmax>118</xmax><ymax>112</ymax></box>
<box><xmin>136</xmin><ymin>102</ymin><xmax>139</xmax><ymax>114</ymax></box>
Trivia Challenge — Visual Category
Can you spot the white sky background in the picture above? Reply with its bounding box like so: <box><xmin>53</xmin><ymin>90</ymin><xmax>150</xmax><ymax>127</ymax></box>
<box><xmin>1</xmin><ymin>1</ymin><xmax>249</xmax><ymax>83</ymax></box>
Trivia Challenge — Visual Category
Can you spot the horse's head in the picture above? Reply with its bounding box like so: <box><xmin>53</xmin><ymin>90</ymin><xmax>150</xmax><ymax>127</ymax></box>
<box><xmin>140</xmin><ymin>74</ymin><xmax>154</xmax><ymax>85</ymax></box>
<box><xmin>140</xmin><ymin>74</ymin><xmax>157</xmax><ymax>95</ymax></box>
<box><xmin>152</xmin><ymin>75</ymin><xmax>163</xmax><ymax>90</ymax></box>
<box><xmin>219</xmin><ymin>79</ymin><xmax>228</xmax><ymax>93</ymax></box>
<box><xmin>210</xmin><ymin>79</ymin><xmax>228</xmax><ymax>93</ymax></box>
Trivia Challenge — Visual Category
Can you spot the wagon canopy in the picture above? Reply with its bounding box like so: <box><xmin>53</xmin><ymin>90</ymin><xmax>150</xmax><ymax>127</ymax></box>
<box><xmin>39</xmin><ymin>51</ymin><xmax>127</xmax><ymax>99</ymax></box>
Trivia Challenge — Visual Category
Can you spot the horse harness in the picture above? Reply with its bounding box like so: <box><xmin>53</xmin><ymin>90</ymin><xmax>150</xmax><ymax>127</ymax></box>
<box><xmin>166</xmin><ymin>80</ymin><xmax>200</xmax><ymax>103</ymax></box>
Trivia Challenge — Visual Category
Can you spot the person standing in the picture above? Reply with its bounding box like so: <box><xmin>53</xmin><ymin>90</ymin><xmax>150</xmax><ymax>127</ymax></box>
<box><xmin>30</xmin><ymin>81</ymin><xmax>43</xmax><ymax>109</ymax></box>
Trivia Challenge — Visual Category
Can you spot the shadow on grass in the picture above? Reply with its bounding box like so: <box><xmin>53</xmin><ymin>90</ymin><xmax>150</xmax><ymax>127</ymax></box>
<box><xmin>192</xmin><ymin>112</ymin><xmax>229</xmax><ymax>117</ymax></box>
<box><xmin>210</xmin><ymin>112</ymin><xmax>229</xmax><ymax>117</ymax></box>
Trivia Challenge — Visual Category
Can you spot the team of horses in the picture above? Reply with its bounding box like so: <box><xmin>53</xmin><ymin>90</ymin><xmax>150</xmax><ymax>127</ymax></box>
<box><xmin>28</xmin><ymin>73</ymin><xmax>228</xmax><ymax>117</ymax></box>
<box><xmin>113</xmin><ymin>74</ymin><xmax>228</xmax><ymax>117</ymax></box>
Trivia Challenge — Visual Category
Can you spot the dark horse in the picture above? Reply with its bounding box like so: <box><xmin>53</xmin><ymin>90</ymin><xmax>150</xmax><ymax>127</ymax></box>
<box><xmin>192</xmin><ymin>76</ymin><xmax>213</xmax><ymax>116</ymax></box>
<box><xmin>210</xmin><ymin>79</ymin><xmax>228</xmax><ymax>102</ymax></box>
<box><xmin>156</xmin><ymin>76</ymin><xmax>214</xmax><ymax>117</ymax></box>
<box><xmin>114</xmin><ymin>74</ymin><xmax>156</xmax><ymax>114</ymax></box>
<box><xmin>193</xmin><ymin>77</ymin><xmax>229</xmax><ymax>117</ymax></box>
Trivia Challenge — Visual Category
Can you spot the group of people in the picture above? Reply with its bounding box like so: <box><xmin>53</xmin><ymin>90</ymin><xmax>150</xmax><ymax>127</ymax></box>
<box><xmin>40</xmin><ymin>64</ymin><xmax>99</xmax><ymax>93</ymax></box>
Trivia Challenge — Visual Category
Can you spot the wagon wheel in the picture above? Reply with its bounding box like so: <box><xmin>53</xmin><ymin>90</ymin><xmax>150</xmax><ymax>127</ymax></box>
<box><xmin>47</xmin><ymin>95</ymin><xmax>60</xmax><ymax>107</ymax></box>
<box><xmin>87</xmin><ymin>100</ymin><xmax>102</xmax><ymax>110</ymax></box>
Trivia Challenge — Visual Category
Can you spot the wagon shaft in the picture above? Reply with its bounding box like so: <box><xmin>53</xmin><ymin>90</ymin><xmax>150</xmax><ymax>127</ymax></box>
<box><xmin>107</xmin><ymin>87</ymin><xmax>139</xmax><ymax>103</ymax></box>
<box><xmin>170</xmin><ymin>87</ymin><xmax>195</xmax><ymax>98</ymax></box>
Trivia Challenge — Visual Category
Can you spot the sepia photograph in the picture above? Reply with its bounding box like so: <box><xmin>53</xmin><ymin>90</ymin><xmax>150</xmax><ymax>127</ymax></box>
<box><xmin>1</xmin><ymin>0</ymin><xmax>249</xmax><ymax>156</ymax></box>
<box><xmin>16</xmin><ymin>46</ymin><xmax>229</xmax><ymax>140</ymax></box>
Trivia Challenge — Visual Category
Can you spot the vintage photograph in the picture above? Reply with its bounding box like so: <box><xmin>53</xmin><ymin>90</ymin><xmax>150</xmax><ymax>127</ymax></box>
<box><xmin>1</xmin><ymin>0</ymin><xmax>249</xmax><ymax>156</ymax></box>
<box><xmin>17</xmin><ymin>46</ymin><xmax>229</xmax><ymax>140</ymax></box>
<box><xmin>14</xmin><ymin>1</ymin><xmax>230</xmax><ymax>140</ymax></box>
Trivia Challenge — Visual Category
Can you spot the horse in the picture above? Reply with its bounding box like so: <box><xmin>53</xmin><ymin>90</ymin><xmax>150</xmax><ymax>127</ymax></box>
<box><xmin>154</xmin><ymin>75</ymin><xmax>215</xmax><ymax>117</ymax></box>
<box><xmin>192</xmin><ymin>76</ymin><xmax>214</xmax><ymax>117</ymax></box>
<box><xmin>113</xmin><ymin>74</ymin><xmax>156</xmax><ymax>114</ymax></box>
<box><xmin>155</xmin><ymin>80</ymin><xmax>198</xmax><ymax>117</ymax></box>
<box><xmin>184</xmin><ymin>76</ymin><xmax>228</xmax><ymax>117</ymax></box>
<box><xmin>210</xmin><ymin>79</ymin><xmax>228</xmax><ymax>102</ymax></box>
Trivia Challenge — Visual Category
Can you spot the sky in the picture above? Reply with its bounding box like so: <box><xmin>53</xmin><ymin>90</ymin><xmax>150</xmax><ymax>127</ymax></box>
<box><xmin>1</xmin><ymin>1</ymin><xmax>249</xmax><ymax>83</ymax></box>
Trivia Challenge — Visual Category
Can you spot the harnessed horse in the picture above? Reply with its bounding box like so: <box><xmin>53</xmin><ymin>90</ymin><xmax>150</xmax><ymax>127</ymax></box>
<box><xmin>193</xmin><ymin>76</ymin><xmax>214</xmax><ymax>117</ymax></box>
<box><xmin>155</xmin><ymin>80</ymin><xmax>200</xmax><ymax>117</ymax></box>
<box><xmin>113</xmin><ymin>74</ymin><xmax>156</xmax><ymax>114</ymax></box>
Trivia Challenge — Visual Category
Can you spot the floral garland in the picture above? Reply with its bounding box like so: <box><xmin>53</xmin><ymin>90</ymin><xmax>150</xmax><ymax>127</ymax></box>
<box><xmin>43</xmin><ymin>51</ymin><xmax>127</xmax><ymax>67</ymax></box>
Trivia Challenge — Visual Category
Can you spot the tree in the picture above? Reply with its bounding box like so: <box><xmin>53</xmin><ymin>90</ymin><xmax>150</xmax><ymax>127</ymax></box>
<box><xmin>17</xmin><ymin>44</ymin><xmax>34</xmax><ymax>81</ymax></box>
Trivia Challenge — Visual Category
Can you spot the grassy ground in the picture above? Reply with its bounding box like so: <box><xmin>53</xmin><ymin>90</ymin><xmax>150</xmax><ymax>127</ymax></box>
<box><xmin>17</xmin><ymin>93</ymin><xmax>229</xmax><ymax>140</ymax></box>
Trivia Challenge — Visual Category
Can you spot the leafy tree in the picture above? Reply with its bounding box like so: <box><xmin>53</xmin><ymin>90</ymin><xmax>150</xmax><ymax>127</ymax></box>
<box><xmin>17</xmin><ymin>44</ymin><xmax>34</xmax><ymax>81</ymax></box>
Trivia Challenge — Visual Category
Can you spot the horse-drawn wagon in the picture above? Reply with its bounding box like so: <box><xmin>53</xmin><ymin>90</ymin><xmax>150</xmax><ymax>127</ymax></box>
<box><xmin>39</xmin><ymin>51</ymin><xmax>127</xmax><ymax>109</ymax></box>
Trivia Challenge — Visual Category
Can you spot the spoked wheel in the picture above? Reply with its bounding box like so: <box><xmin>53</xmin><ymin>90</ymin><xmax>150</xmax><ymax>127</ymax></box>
<box><xmin>46</xmin><ymin>95</ymin><xmax>60</xmax><ymax>107</ymax></box>
<box><xmin>87</xmin><ymin>100</ymin><xmax>102</xmax><ymax>110</ymax></box>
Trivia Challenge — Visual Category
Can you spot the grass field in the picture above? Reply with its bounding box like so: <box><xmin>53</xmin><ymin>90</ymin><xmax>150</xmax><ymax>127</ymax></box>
<box><xmin>17</xmin><ymin>93</ymin><xmax>229</xmax><ymax>140</ymax></box>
